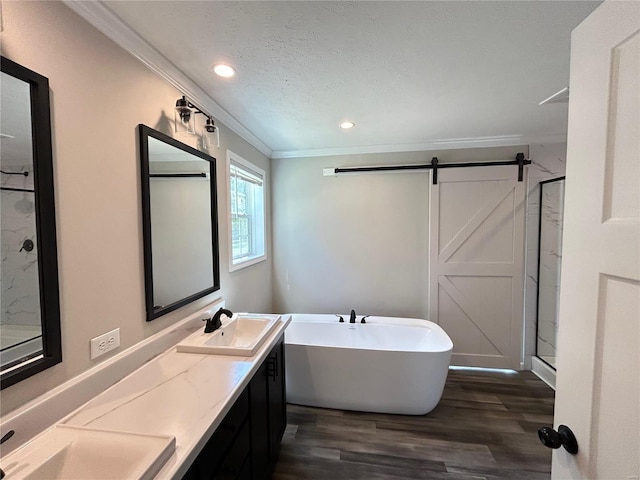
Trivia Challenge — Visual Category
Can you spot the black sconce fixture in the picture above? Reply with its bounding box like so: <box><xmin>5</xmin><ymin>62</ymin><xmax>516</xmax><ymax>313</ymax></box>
<box><xmin>174</xmin><ymin>95</ymin><xmax>220</xmax><ymax>150</ymax></box>
<box><xmin>203</xmin><ymin>117</ymin><xmax>219</xmax><ymax>151</ymax></box>
<box><xmin>174</xmin><ymin>96</ymin><xmax>194</xmax><ymax>135</ymax></box>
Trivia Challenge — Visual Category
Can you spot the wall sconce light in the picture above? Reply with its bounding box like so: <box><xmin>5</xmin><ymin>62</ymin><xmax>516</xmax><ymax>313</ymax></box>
<box><xmin>175</xmin><ymin>96</ymin><xmax>195</xmax><ymax>135</ymax></box>
<box><xmin>174</xmin><ymin>95</ymin><xmax>220</xmax><ymax>150</ymax></box>
<box><xmin>203</xmin><ymin>117</ymin><xmax>220</xmax><ymax>150</ymax></box>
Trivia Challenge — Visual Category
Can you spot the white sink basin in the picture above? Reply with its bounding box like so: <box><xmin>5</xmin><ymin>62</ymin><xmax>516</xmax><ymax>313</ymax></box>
<box><xmin>176</xmin><ymin>314</ymin><xmax>280</xmax><ymax>356</ymax></box>
<box><xmin>2</xmin><ymin>425</ymin><xmax>175</xmax><ymax>480</ymax></box>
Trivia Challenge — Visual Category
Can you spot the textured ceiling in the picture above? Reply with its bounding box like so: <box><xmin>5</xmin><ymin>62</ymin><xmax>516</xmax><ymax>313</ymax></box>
<box><xmin>103</xmin><ymin>1</ymin><xmax>600</xmax><ymax>157</ymax></box>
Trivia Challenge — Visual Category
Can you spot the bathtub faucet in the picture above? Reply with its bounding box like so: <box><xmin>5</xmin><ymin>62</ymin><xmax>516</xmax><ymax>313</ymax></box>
<box><xmin>350</xmin><ymin>310</ymin><xmax>356</xmax><ymax>323</ymax></box>
<box><xmin>204</xmin><ymin>307</ymin><xmax>233</xmax><ymax>333</ymax></box>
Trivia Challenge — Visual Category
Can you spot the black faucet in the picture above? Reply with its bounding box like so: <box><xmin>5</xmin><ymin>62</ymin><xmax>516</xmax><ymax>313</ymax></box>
<box><xmin>361</xmin><ymin>315</ymin><xmax>370</xmax><ymax>324</ymax></box>
<box><xmin>204</xmin><ymin>307</ymin><xmax>233</xmax><ymax>333</ymax></box>
<box><xmin>350</xmin><ymin>309</ymin><xmax>356</xmax><ymax>323</ymax></box>
<box><xmin>0</xmin><ymin>430</ymin><xmax>15</xmax><ymax>479</ymax></box>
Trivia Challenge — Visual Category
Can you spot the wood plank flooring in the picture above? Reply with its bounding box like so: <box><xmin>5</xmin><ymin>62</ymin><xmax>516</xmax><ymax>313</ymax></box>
<box><xmin>273</xmin><ymin>369</ymin><xmax>554</xmax><ymax>480</ymax></box>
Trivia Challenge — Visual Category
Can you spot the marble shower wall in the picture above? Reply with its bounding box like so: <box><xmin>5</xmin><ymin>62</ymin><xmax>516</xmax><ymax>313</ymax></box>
<box><xmin>523</xmin><ymin>143</ymin><xmax>567</xmax><ymax>369</ymax></box>
<box><xmin>1</xmin><ymin>168</ymin><xmax>41</xmax><ymax>327</ymax></box>
<box><xmin>536</xmin><ymin>180</ymin><xmax>564</xmax><ymax>366</ymax></box>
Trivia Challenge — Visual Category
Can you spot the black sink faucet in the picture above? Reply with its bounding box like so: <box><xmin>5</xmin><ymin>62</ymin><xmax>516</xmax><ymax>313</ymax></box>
<box><xmin>0</xmin><ymin>430</ymin><xmax>15</xmax><ymax>479</ymax></box>
<box><xmin>350</xmin><ymin>309</ymin><xmax>356</xmax><ymax>323</ymax></box>
<box><xmin>204</xmin><ymin>307</ymin><xmax>233</xmax><ymax>333</ymax></box>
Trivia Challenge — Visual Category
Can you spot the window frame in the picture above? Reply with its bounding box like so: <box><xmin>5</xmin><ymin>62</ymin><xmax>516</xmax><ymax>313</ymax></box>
<box><xmin>226</xmin><ymin>150</ymin><xmax>267</xmax><ymax>272</ymax></box>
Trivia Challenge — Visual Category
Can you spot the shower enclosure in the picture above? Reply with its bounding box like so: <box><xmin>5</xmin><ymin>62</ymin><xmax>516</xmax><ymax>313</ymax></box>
<box><xmin>535</xmin><ymin>177</ymin><xmax>565</xmax><ymax>370</ymax></box>
<box><xmin>1</xmin><ymin>67</ymin><xmax>43</xmax><ymax>373</ymax></box>
<box><xmin>1</xmin><ymin>182</ymin><xmax>42</xmax><ymax>369</ymax></box>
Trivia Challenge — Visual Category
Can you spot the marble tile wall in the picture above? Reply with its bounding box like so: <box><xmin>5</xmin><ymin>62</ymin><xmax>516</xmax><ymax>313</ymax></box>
<box><xmin>523</xmin><ymin>143</ymin><xmax>567</xmax><ymax>369</ymax></box>
<box><xmin>1</xmin><ymin>167</ymin><xmax>41</xmax><ymax>328</ymax></box>
<box><xmin>536</xmin><ymin>180</ymin><xmax>564</xmax><ymax>367</ymax></box>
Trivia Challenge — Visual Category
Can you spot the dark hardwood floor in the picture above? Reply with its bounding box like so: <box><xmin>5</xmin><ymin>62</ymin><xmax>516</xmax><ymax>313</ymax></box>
<box><xmin>273</xmin><ymin>369</ymin><xmax>554</xmax><ymax>480</ymax></box>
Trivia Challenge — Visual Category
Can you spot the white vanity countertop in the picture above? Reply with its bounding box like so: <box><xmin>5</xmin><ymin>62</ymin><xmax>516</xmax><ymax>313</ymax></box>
<box><xmin>58</xmin><ymin>314</ymin><xmax>291</xmax><ymax>480</ymax></box>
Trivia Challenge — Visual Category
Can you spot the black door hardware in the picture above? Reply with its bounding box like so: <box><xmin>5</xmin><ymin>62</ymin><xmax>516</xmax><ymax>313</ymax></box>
<box><xmin>538</xmin><ymin>425</ymin><xmax>578</xmax><ymax>454</ymax></box>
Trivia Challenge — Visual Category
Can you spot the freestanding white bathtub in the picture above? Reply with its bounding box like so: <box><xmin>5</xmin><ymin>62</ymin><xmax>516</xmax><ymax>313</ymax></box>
<box><xmin>284</xmin><ymin>314</ymin><xmax>453</xmax><ymax>415</ymax></box>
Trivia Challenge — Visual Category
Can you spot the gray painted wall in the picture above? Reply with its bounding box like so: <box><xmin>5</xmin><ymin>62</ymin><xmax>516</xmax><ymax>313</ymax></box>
<box><xmin>272</xmin><ymin>145</ymin><xmax>527</xmax><ymax>319</ymax></box>
<box><xmin>1</xmin><ymin>1</ymin><xmax>272</xmax><ymax>415</ymax></box>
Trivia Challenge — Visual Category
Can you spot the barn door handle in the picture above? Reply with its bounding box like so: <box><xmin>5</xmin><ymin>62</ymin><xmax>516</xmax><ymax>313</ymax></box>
<box><xmin>537</xmin><ymin>425</ymin><xmax>578</xmax><ymax>454</ymax></box>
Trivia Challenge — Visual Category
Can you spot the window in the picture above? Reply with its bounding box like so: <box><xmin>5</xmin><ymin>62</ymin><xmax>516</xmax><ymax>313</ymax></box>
<box><xmin>227</xmin><ymin>150</ymin><xmax>266</xmax><ymax>271</ymax></box>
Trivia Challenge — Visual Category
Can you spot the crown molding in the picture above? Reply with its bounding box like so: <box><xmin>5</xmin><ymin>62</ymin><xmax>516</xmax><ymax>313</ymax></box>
<box><xmin>62</xmin><ymin>1</ymin><xmax>566</xmax><ymax>161</ymax></box>
<box><xmin>270</xmin><ymin>133</ymin><xmax>567</xmax><ymax>159</ymax></box>
<box><xmin>63</xmin><ymin>0</ymin><xmax>273</xmax><ymax>158</ymax></box>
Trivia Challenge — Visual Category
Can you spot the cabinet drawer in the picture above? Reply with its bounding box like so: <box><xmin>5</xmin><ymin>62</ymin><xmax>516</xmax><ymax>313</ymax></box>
<box><xmin>219</xmin><ymin>388</ymin><xmax>250</xmax><ymax>437</ymax></box>
<box><xmin>236</xmin><ymin>455</ymin><xmax>252</xmax><ymax>480</ymax></box>
<box><xmin>197</xmin><ymin>388</ymin><xmax>249</xmax><ymax>479</ymax></box>
<box><xmin>214</xmin><ymin>419</ymin><xmax>251</xmax><ymax>480</ymax></box>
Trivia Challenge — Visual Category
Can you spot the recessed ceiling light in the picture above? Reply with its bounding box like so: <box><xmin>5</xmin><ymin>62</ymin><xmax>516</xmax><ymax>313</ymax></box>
<box><xmin>340</xmin><ymin>121</ymin><xmax>355</xmax><ymax>129</ymax></box>
<box><xmin>213</xmin><ymin>64</ymin><xmax>235</xmax><ymax>78</ymax></box>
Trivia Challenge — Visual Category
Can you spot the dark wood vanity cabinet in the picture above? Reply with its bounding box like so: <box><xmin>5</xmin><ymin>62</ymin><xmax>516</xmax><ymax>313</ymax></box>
<box><xmin>183</xmin><ymin>335</ymin><xmax>286</xmax><ymax>480</ymax></box>
<box><xmin>268</xmin><ymin>338</ymin><xmax>286</xmax><ymax>465</ymax></box>
<box><xmin>250</xmin><ymin>335</ymin><xmax>286</xmax><ymax>479</ymax></box>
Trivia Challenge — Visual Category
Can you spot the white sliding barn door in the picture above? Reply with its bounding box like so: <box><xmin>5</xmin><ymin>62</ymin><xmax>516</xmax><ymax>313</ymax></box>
<box><xmin>429</xmin><ymin>166</ymin><xmax>526</xmax><ymax>370</ymax></box>
<box><xmin>552</xmin><ymin>2</ymin><xmax>640</xmax><ymax>478</ymax></box>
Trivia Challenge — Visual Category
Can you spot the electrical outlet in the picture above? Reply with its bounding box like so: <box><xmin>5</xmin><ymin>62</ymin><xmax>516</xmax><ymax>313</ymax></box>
<box><xmin>90</xmin><ymin>328</ymin><xmax>120</xmax><ymax>360</ymax></box>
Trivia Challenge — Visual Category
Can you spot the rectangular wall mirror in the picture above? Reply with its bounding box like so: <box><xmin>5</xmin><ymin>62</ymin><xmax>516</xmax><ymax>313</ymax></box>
<box><xmin>1</xmin><ymin>57</ymin><xmax>61</xmax><ymax>389</ymax></box>
<box><xmin>138</xmin><ymin>125</ymin><xmax>220</xmax><ymax>321</ymax></box>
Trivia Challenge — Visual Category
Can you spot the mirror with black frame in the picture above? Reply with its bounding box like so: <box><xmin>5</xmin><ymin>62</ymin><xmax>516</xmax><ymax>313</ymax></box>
<box><xmin>0</xmin><ymin>57</ymin><xmax>61</xmax><ymax>389</ymax></box>
<box><xmin>138</xmin><ymin>125</ymin><xmax>220</xmax><ymax>321</ymax></box>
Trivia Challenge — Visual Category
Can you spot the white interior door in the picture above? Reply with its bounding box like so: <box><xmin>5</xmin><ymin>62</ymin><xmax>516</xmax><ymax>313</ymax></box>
<box><xmin>552</xmin><ymin>2</ymin><xmax>640</xmax><ymax>478</ymax></box>
<box><xmin>429</xmin><ymin>166</ymin><xmax>526</xmax><ymax>370</ymax></box>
